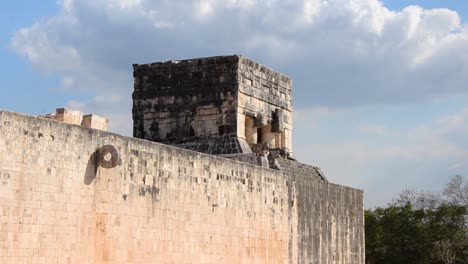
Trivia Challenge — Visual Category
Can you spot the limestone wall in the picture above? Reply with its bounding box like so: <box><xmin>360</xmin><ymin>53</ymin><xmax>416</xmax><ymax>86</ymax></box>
<box><xmin>0</xmin><ymin>110</ymin><xmax>364</xmax><ymax>263</ymax></box>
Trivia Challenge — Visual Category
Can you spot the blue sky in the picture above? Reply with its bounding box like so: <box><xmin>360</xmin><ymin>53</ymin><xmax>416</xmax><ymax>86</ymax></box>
<box><xmin>385</xmin><ymin>0</ymin><xmax>467</xmax><ymax>21</ymax></box>
<box><xmin>0</xmin><ymin>0</ymin><xmax>83</xmax><ymax>114</ymax></box>
<box><xmin>1</xmin><ymin>0</ymin><xmax>468</xmax><ymax>207</ymax></box>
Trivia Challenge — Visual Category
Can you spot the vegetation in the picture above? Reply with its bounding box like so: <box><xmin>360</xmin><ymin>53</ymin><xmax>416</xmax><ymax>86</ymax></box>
<box><xmin>365</xmin><ymin>176</ymin><xmax>468</xmax><ymax>264</ymax></box>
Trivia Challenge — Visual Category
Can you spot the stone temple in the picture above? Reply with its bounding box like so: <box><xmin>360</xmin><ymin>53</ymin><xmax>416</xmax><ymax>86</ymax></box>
<box><xmin>133</xmin><ymin>55</ymin><xmax>293</xmax><ymax>156</ymax></box>
<box><xmin>0</xmin><ymin>55</ymin><xmax>364</xmax><ymax>263</ymax></box>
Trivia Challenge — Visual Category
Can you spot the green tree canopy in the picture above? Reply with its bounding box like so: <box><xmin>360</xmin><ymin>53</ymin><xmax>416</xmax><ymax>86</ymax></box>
<box><xmin>365</xmin><ymin>176</ymin><xmax>468</xmax><ymax>264</ymax></box>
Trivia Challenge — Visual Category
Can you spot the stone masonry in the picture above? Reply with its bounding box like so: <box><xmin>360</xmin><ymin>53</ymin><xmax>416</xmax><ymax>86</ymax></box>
<box><xmin>0</xmin><ymin>110</ymin><xmax>364</xmax><ymax>263</ymax></box>
<box><xmin>133</xmin><ymin>55</ymin><xmax>292</xmax><ymax>155</ymax></box>
<box><xmin>40</xmin><ymin>108</ymin><xmax>109</xmax><ymax>131</ymax></box>
<box><xmin>0</xmin><ymin>55</ymin><xmax>364</xmax><ymax>263</ymax></box>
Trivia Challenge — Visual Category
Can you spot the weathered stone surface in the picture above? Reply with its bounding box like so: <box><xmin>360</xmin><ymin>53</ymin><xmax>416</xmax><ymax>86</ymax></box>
<box><xmin>0</xmin><ymin>54</ymin><xmax>363</xmax><ymax>263</ymax></box>
<box><xmin>40</xmin><ymin>108</ymin><xmax>109</xmax><ymax>131</ymax></box>
<box><xmin>82</xmin><ymin>114</ymin><xmax>109</xmax><ymax>131</ymax></box>
<box><xmin>132</xmin><ymin>55</ymin><xmax>293</xmax><ymax>155</ymax></box>
<box><xmin>40</xmin><ymin>108</ymin><xmax>83</xmax><ymax>125</ymax></box>
<box><xmin>0</xmin><ymin>110</ymin><xmax>364</xmax><ymax>263</ymax></box>
<box><xmin>277</xmin><ymin>158</ymin><xmax>328</xmax><ymax>182</ymax></box>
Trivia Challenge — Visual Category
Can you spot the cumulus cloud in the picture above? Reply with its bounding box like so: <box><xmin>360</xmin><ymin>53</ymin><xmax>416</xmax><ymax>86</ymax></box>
<box><xmin>10</xmin><ymin>0</ymin><xmax>468</xmax><ymax>134</ymax></box>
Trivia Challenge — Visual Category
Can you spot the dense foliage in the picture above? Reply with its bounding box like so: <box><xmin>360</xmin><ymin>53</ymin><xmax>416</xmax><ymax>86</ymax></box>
<box><xmin>365</xmin><ymin>176</ymin><xmax>468</xmax><ymax>264</ymax></box>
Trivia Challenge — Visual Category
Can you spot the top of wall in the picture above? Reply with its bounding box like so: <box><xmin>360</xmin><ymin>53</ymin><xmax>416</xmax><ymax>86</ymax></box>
<box><xmin>132</xmin><ymin>55</ymin><xmax>239</xmax><ymax>99</ymax></box>
<box><xmin>237</xmin><ymin>56</ymin><xmax>292</xmax><ymax>90</ymax></box>
<box><xmin>39</xmin><ymin>108</ymin><xmax>109</xmax><ymax>131</ymax></box>
<box><xmin>133</xmin><ymin>55</ymin><xmax>291</xmax><ymax>83</ymax></box>
<box><xmin>133</xmin><ymin>55</ymin><xmax>239</xmax><ymax>71</ymax></box>
<box><xmin>0</xmin><ymin>108</ymin><xmax>363</xmax><ymax>194</ymax></box>
<box><xmin>132</xmin><ymin>54</ymin><xmax>293</xmax><ymax>118</ymax></box>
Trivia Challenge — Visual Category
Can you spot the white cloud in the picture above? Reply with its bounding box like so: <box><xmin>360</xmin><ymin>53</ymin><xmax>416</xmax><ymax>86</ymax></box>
<box><xmin>11</xmin><ymin>23</ymin><xmax>81</xmax><ymax>73</ymax></box>
<box><xmin>10</xmin><ymin>0</ymin><xmax>468</xmax><ymax>136</ymax></box>
<box><xmin>195</xmin><ymin>0</ymin><xmax>215</xmax><ymax>18</ymax></box>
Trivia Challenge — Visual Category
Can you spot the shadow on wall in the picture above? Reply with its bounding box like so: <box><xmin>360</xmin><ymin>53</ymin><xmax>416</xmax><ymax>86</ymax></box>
<box><xmin>84</xmin><ymin>145</ymin><xmax>121</xmax><ymax>185</ymax></box>
<box><xmin>84</xmin><ymin>152</ymin><xmax>98</xmax><ymax>185</ymax></box>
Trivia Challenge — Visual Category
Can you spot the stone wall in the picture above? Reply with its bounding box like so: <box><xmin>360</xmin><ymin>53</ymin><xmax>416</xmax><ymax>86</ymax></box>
<box><xmin>277</xmin><ymin>158</ymin><xmax>327</xmax><ymax>182</ymax></box>
<box><xmin>237</xmin><ymin>56</ymin><xmax>293</xmax><ymax>150</ymax></box>
<box><xmin>0</xmin><ymin>110</ymin><xmax>364</xmax><ymax>263</ymax></box>
<box><xmin>133</xmin><ymin>56</ymin><xmax>248</xmax><ymax>154</ymax></box>
<box><xmin>132</xmin><ymin>55</ymin><xmax>294</xmax><ymax>154</ymax></box>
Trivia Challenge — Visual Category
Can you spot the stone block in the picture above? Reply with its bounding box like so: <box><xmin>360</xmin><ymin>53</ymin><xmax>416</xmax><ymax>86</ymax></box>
<box><xmin>40</xmin><ymin>108</ymin><xmax>83</xmax><ymax>125</ymax></box>
<box><xmin>82</xmin><ymin>114</ymin><xmax>109</xmax><ymax>131</ymax></box>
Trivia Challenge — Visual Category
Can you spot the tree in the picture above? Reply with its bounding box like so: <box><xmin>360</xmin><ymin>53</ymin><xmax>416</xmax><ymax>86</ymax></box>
<box><xmin>433</xmin><ymin>239</ymin><xmax>457</xmax><ymax>264</ymax></box>
<box><xmin>365</xmin><ymin>176</ymin><xmax>468</xmax><ymax>264</ymax></box>
<box><xmin>443</xmin><ymin>175</ymin><xmax>468</xmax><ymax>207</ymax></box>
<box><xmin>392</xmin><ymin>189</ymin><xmax>441</xmax><ymax>210</ymax></box>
